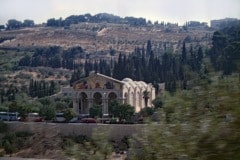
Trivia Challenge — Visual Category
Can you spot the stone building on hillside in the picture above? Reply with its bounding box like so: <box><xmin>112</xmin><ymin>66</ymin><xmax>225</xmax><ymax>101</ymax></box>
<box><xmin>72</xmin><ymin>73</ymin><xmax>155</xmax><ymax>116</ymax></box>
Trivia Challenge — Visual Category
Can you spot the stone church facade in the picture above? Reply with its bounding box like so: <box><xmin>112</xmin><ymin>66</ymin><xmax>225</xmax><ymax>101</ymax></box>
<box><xmin>72</xmin><ymin>73</ymin><xmax>155</xmax><ymax>116</ymax></box>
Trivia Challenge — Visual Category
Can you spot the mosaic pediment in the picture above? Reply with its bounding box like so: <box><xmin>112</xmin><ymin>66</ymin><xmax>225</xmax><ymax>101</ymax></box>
<box><xmin>74</xmin><ymin>73</ymin><xmax>123</xmax><ymax>90</ymax></box>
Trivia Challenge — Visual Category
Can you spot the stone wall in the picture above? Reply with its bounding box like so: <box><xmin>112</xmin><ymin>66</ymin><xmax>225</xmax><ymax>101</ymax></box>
<box><xmin>6</xmin><ymin>122</ymin><xmax>142</xmax><ymax>140</ymax></box>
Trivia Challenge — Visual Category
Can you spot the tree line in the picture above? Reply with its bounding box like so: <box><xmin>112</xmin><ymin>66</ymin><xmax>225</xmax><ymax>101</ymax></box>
<box><xmin>46</xmin><ymin>13</ymin><xmax>147</xmax><ymax>27</ymax></box>
<box><xmin>70</xmin><ymin>40</ymin><xmax>205</xmax><ymax>92</ymax></box>
<box><xmin>5</xmin><ymin>19</ymin><xmax>35</xmax><ymax>30</ymax></box>
<box><xmin>19</xmin><ymin>46</ymin><xmax>84</xmax><ymax>70</ymax></box>
<box><xmin>209</xmin><ymin>25</ymin><xmax>240</xmax><ymax>75</ymax></box>
<box><xmin>29</xmin><ymin>80</ymin><xmax>57</xmax><ymax>98</ymax></box>
<box><xmin>18</xmin><ymin>40</ymin><xmax>206</xmax><ymax>93</ymax></box>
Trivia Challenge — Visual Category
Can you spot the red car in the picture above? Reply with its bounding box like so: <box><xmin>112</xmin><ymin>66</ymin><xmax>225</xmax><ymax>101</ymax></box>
<box><xmin>81</xmin><ymin>118</ymin><xmax>96</xmax><ymax>123</ymax></box>
<box><xmin>19</xmin><ymin>113</ymin><xmax>44</xmax><ymax>122</ymax></box>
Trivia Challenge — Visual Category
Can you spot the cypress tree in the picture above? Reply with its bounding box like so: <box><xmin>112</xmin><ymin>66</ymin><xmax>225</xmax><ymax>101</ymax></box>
<box><xmin>146</xmin><ymin>40</ymin><xmax>152</xmax><ymax>57</ymax></box>
<box><xmin>181</xmin><ymin>42</ymin><xmax>187</xmax><ymax>64</ymax></box>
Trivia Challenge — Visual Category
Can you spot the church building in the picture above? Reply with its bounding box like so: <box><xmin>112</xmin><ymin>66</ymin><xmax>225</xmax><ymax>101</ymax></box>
<box><xmin>72</xmin><ymin>73</ymin><xmax>155</xmax><ymax>116</ymax></box>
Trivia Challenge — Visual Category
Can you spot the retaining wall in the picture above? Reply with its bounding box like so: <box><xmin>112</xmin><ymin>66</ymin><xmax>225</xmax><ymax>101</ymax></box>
<box><xmin>6</xmin><ymin>122</ymin><xmax>143</xmax><ymax>140</ymax></box>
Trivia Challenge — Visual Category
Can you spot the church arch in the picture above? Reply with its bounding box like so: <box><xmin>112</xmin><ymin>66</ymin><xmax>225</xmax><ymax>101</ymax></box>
<box><xmin>108</xmin><ymin>92</ymin><xmax>117</xmax><ymax>104</ymax></box>
<box><xmin>93</xmin><ymin>92</ymin><xmax>102</xmax><ymax>105</ymax></box>
<box><xmin>124</xmin><ymin>92</ymin><xmax>128</xmax><ymax>104</ymax></box>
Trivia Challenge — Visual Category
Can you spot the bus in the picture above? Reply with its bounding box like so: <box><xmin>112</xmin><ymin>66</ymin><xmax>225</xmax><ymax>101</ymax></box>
<box><xmin>54</xmin><ymin>112</ymin><xmax>66</xmax><ymax>123</ymax></box>
<box><xmin>54</xmin><ymin>112</ymin><xmax>78</xmax><ymax>123</ymax></box>
<box><xmin>0</xmin><ymin>112</ymin><xmax>19</xmax><ymax>121</ymax></box>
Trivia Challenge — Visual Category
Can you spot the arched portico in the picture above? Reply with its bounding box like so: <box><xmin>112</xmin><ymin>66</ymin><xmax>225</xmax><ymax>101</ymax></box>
<box><xmin>72</xmin><ymin>73</ymin><xmax>156</xmax><ymax>116</ymax></box>
<box><xmin>74</xmin><ymin>90</ymin><xmax>120</xmax><ymax>116</ymax></box>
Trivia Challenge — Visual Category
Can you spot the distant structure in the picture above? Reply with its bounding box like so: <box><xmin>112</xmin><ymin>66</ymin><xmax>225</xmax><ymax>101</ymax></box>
<box><xmin>158</xmin><ymin>83</ymin><xmax>165</xmax><ymax>94</ymax></box>
<box><xmin>71</xmin><ymin>73</ymin><xmax>155</xmax><ymax>116</ymax></box>
<box><xmin>211</xmin><ymin>18</ymin><xmax>240</xmax><ymax>29</ymax></box>
<box><xmin>187</xmin><ymin>21</ymin><xmax>208</xmax><ymax>28</ymax></box>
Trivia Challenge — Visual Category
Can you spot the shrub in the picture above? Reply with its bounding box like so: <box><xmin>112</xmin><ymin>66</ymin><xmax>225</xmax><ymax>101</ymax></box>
<box><xmin>1</xmin><ymin>132</ymin><xmax>18</xmax><ymax>155</ymax></box>
<box><xmin>0</xmin><ymin>120</ymin><xmax>7</xmax><ymax>133</ymax></box>
<box><xmin>1</xmin><ymin>131</ymin><xmax>33</xmax><ymax>155</ymax></box>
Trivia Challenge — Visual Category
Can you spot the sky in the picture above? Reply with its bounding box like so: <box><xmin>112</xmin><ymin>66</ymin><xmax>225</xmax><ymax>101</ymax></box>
<box><xmin>0</xmin><ymin>0</ymin><xmax>240</xmax><ymax>26</ymax></box>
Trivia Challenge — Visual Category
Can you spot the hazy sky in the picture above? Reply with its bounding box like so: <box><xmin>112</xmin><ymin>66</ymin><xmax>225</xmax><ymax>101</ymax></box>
<box><xmin>1</xmin><ymin>0</ymin><xmax>240</xmax><ymax>25</ymax></box>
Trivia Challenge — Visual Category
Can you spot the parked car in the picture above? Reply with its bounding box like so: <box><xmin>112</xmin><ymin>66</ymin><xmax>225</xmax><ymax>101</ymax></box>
<box><xmin>54</xmin><ymin>113</ymin><xmax>79</xmax><ymax>123</ymax></box>
<box><xmin>81</xmin><ymin>118</ymin><xmax>96</xmax><ymax>123</ymax></box>
<box><xmin>97</xmin><ymin>118</ymin><xmax>110</xmax><ymax>124</ymax></box>
<box><xmin>68</xmin><ymin>117</ymin><xmax>79</xmax><ymax>123</ymax></box>
<box><xmin>20</xmin><ymin>113</ymin><xmax>44</xmax><ymax>122</ymax></box>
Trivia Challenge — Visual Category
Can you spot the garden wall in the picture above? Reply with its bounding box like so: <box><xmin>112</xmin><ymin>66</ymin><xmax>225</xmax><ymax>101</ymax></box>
<box><xmin>6</xmin><ymin>122</ymin><xmax>143</xmax><ymax>140</ymax></box>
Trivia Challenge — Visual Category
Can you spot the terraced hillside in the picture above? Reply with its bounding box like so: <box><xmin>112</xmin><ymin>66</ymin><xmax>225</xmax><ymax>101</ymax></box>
<box><xmin>0</xmin><ymin>23</ymin><xmax>213</xmax><ymax>54</ymax></box>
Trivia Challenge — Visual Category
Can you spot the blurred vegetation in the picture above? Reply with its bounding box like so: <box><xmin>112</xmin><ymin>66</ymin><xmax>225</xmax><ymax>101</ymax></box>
<box><xmin>0</xmin><ymin>74</ymin><xmax>239</xmax><ymax>159</ymax></box>
<box><xmin>0</xmin><ymin>120</ymin><xmax>8</xmax><ymax>133</ymax></box>
<box><xmin>128</xmin><ymin>74</ymin><xmax>240</xmax><ymax>160</ymax></box>
<box><xmin>0</xmin><ymin>131</ymin><xmax>33</xmax><ymax>156</ymax></box>
<box><xmin>58</xmin><ymin>74</ymin><xmax>239</xmax><ymax>159</ymax></box>
<box><xmin>62</xmin><ymin>128</ymin><xmax>113</xmax><ymax>160</ymax></box>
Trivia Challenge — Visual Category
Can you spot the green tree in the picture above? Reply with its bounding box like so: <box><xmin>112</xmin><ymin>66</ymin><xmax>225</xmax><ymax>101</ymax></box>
<box><xmin>89</xmin><ymin>105</ymin><xmax>102</xmax><ymax>118</ymax></box>
<box><xmin>109</xmin><ymin>101</ymin><xmax>134</xmax><ymax>122</ymax></box>
<box><xmin>22</xmin><ymin>19</ymin><xmax>34</xmax><ymax>27</ymax></box>
<box><xmin>19</xmin><ymin>55</ymin><xmax>31</xmax><ymax>66</ymax></box>
<box><xmin>63</xmin><ymin>108</ymin><xmax>76</xmax><ymax>122</ymax></box>
<box><xmin>55</xmin><ymin>101</ymin><xmax>68</xmax><ymax>112</ymax></box>
<box><xmin>143</xmin><ymin>90</ymin><xmax>150</xmax><ymax>108</ymax></box>
<box><xmin>181</xmin><ymin>42</ymin><xmax>187</xmax><ymax>64</ymax></box>
<box><xmin>139</xmin><ymin>107</ymin><xmax>154</xmax><ymax>117</ymax></box>
<box><xmin>46</xmin><ymin>18</ymin><xmax>59</xmax><ymax>27</ymax></box>
<box><xmin>51</xmin><ymin>55</ymin><xmax>62</xmax><ymax>68</ymax></box>
<box><xmin>38</xmin><ymin>98</ymin><xmax>55</xmax><ymax>120</ymax></box>
<box><xmin>6</xmin><ymin>19</ymin><xmax>22</xmax><ymax>30</ymax></box>
<box><xmin>146</xmin><ymin>40</ymin><xmax>152</xmax><ymax>57</ymax></box>
<box><xmin>9</xmin><ymin>102</ymin><xmax>31</xmax><ymax>119</ymax></box>
<box><xmin>210</xmin><ymin>26</ymin><xmax>240</xmax><ymax>74</ymax></box>
<box><xmin>39</xmin><ymin>105</ymin><xmax>56</xmax><ymax>120</ymax></box>
<box><xmin>152</xmin><ymin>96</ymin><xmax>163</xmax><ymax>109</ymax></box>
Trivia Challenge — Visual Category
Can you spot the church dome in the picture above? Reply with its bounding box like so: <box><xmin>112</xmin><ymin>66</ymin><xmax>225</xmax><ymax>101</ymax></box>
<box><xmin>138</xmin><ymin>81</ymin><xmax>147</xmax><ymax>87</ymax></box>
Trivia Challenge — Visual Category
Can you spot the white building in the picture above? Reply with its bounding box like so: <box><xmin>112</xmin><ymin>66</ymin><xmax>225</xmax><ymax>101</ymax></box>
<box><xmin>72</xmin><ymin>72</ymin><xmax>155</xmax><ymax>116</ymax></box>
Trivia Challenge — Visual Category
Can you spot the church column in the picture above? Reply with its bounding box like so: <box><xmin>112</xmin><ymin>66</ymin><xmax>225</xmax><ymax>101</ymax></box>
<box><xmin>102</xmin><ymin>92</ymin><xmax>108</xmax><ymax>115</ymax></box>
<box><xmin>133</xmin><ymin>88</ymin><xmax>136</xmax><ymax>108</ymax></box>
<box><xmin>120</xmin><ymin>91</ymin><xmax>125</xmax><ymax>104</ymax></box>
<box><xmin>139</xmin><ymin>92</ymin><xmax>143</xmax><ymax>109</ymax></box>
<box><xmin>105</xmin><ymin>99</ymin><xmax>108</xmax><ymax>115</ymax></box>
<box><xmin>80</xmin><ymin>98</ymin><xmax>83</xmax><ymax>114</ymax></box>
<box><xmin>73</xmin><ymin>92</ymin><xmax>79</xmax><ymax>114</ymax></box>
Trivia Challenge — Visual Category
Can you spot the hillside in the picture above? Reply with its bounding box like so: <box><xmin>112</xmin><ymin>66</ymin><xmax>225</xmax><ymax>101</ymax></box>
<box><xmin>0</xmin><ymin>22</ymin><xmax>213</xmax><ymax>54</ymax></box>
<box><xmin>0</xmin><ymin>13</ymin><xmax>239</xmax><ymax>160</ymax></box>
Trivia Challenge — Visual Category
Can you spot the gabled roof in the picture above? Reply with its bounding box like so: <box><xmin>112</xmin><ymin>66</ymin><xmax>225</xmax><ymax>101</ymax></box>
<box><xmin>95</xmin><ymin>73</ymin><xmax>125</xmax><ymax>84</ymax></box>
<box><xmin>73</xmin><ymin>72</ymin><xmax>125</xmax><ymax>86</ymax></box>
